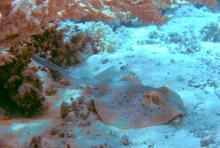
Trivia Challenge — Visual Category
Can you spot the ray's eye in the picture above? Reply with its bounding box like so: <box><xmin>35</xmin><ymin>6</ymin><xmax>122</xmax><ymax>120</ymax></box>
<box><xmin>152</xmin><ymin>97</ymin><xmax>160</xmax><ymax>105</ymax></box>
<box><xmin>142</xmin><ymin>93</ymin><xmax>148</xmax><ymax>98</ymax></box>
<box><xmin>149</xmin><ymin>91</ymin><xmax>160</xmax><ymax>105</ymax></box>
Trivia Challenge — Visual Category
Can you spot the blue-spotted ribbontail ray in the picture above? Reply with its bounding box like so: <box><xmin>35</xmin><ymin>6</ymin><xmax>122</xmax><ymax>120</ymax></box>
<box><xmin>33</xmin><ymin>55</ymin><xmax>185</xmax><ymax>129</ymax></box>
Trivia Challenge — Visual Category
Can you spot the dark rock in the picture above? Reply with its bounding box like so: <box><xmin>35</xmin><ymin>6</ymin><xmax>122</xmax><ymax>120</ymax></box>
<box><xmin>91</xmin><ymin>143</ymin><xmax>109</xmax><ymax>148</ymax></box>
<box><xmin>176</xmin><ymin>75</ymin><xmax>185</xmax><ymax>82</ymax></box>
<box><xmin>64</xmin><ymin>112</ymin><xmax>77</xmax><ymax>123</ymax></box>
<box><xmin>59</xmin><ymin>77</ymin><xmax>70</xmax><ymax>87</ymax></box>
<box><xmin>170</xmin><ymin>116</ymin><xmax>182</xmax><ymax>127</ymax></box>
<box><xmin>101</xmin><ymin>58</ymin><xmax>109</xmax><ymax>64</ymax></box>
<box><xmin>200</xmin><ymin>137</ymin><xmax>215</xmax><ymax>147</ymax></box>
<box><xmin>66</xmin><ymin>132</ymin><xmax>74</xmax><ymax>138</ymax></box>
<box><xmin>28</xmin><ymin>136</ymin><xmax>43</xmax><ymax>148</ymax></box>
<box><xmin>44</xmin><ymin>80</ymin><xmax>57</xmax><ymax>96</ymax></box>
<box><xmin>50</xmin><ymin>127</ymin><xmax>60</xmax><ymax>135</ymax></box>
<box><xmin>60</xmin><ymin>102</ymin><xmax>72</xmax><ymax>119</ymax></box>
<box><xmin>121</xmin><ymin>135</ymin><xmax>131</xmax><ymax>146</ymax></box>
<box><xmin>59</xmin><ymin>132</ymin><xmax>65</xmax><ymax>138</ymax></box>
<box><xmin>78</xmin><ymin>108</ymin><xmax>89</xmax><ymax>119</ymax></box>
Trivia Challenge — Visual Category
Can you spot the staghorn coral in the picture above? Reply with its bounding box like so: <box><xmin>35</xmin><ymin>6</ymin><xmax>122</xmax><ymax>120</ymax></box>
<box><xmin>0</xmin><ymin>0</ymin><xmax>44</xmax><ymax>48</ymax></box>
<box><xmin>0</xmin><ymin>0</ymin><xmax>181</xmax><ymax>48</ymax></box>
<box><xmin>1</xmin><ymin>0</ymin><xmax>217</xmax><ymax>49</ymax></box>
<box><xmin>0</xmin><ymin>44</ymin><xmax>44</xmax><ymax>116</ymax></box>
<box><xmin>104</xmin><ymin>0</ymin><xmax>171</xmax><ymax>24</ymax></box>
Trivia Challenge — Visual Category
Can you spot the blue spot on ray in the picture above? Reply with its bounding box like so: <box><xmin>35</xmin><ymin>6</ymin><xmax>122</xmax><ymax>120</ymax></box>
<box><xmin>118</xmin><ymin>108</ymin><xmax>122</xmax><ymax>111</ymax></box>
<box><xmin>136</xmin><ymin>109</ymin><xmax>141</xmax><ymax>113</ymax></box>
<box><xmin>157</xmin><ymin>105</ymin><xmax>161</xmax><ymax>110</ymax></box>
<box><xmin>124</xmin><ymin>95</ymin><xmax>128</xmax><ymax>99</ymax></box>
<box><xmin>118</xmin><ymin>102</ymin><xmax>122</xmax><ymax>105</ymax></box>
<box><xmin>124</xmin><ymin>106</ymin><xmax>129</xmax><ymax>110</ymax></box>
<box><xmin>132</xmin><ymin>104</ymin><xmax>136</xmax><ymax>108</ymax></box>
<box><xmin>108</xmin><ymin>109</ymin><xmax>114</xmax><ymax>113</ymax></box>
<box><xmin>156</xmin><ymin>112</ymin><xmax>160</xmax><ymax>115</ymax></box>
<box><xmin>144</xmin><ymin>112</ymin><xmax>148</xmax><ymax>116</ymax></box>
<box><xmin>125</xmin><ymin>100</ymin><xmax>130</xmax><ymax>103</ymax></box>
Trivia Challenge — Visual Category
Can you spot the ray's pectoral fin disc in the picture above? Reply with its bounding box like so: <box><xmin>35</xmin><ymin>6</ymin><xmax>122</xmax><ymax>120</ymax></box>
<box><xmin>93</xmin><ymin>85</ymin><xmax>185</xmax><ymax>129</ymax></box>
<box><xmin>160</xmin><ymin>86</ymin><xmax>186</xmax><ymax>115</ymax></box>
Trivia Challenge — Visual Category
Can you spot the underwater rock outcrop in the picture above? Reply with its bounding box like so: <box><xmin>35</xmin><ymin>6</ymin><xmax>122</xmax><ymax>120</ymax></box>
<box><xmin>0</xmin><ymin>45</ymin><xmax>44</xmax><ymax>116</ymax></box>
<box><xmin>32</xmin><ymin>28</ymin><xmax>93</xmax><ymax>67</ymax></box>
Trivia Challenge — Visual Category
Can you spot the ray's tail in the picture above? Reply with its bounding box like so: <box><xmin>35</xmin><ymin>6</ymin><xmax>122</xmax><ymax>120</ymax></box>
<box><xmin>33</xmin><ymin>55</ymin><xmax>70</xmax><ymax>75</ymax></box>
<box><xmin>33</xmin><ymin>55</ymin><xmax>96</xmax><ymax>85</ymax></box>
